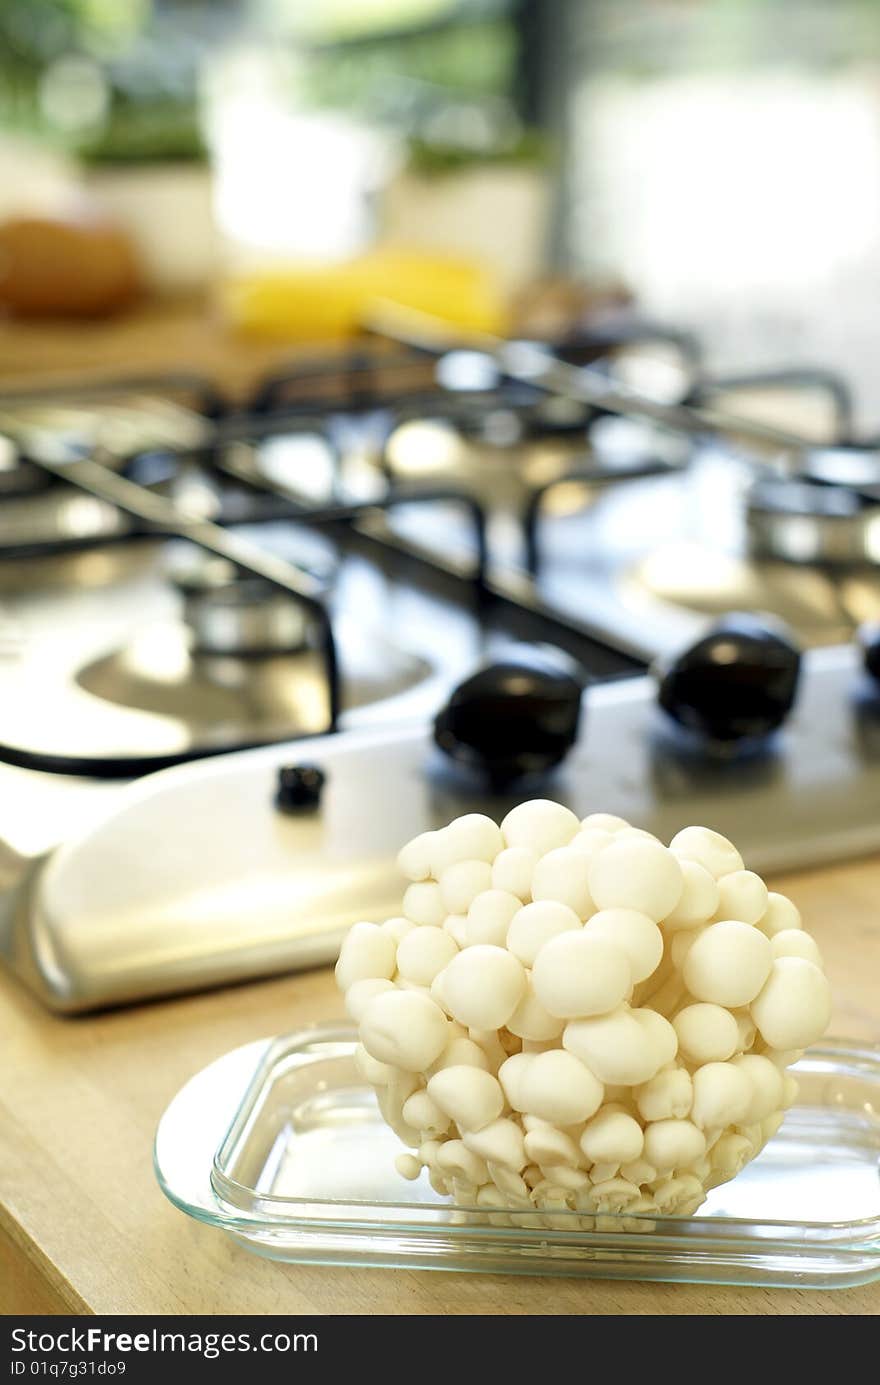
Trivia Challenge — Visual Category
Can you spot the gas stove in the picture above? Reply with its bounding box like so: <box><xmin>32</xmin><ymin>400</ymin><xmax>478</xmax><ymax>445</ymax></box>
<box><xmin>3</xmin><ymin>320</ymin><xmax>880</xmax><ymax>1011</ymax></box>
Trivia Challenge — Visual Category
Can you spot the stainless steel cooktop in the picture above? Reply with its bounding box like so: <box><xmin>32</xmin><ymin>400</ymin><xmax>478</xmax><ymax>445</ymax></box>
<box><xmin>2</xmin><ymin>322</ymin><xmax>880</xmax><ymax>1012</ymax></box>
<box><xmin>3</xmin><ymin>644</ymin><xmax>879</xmax><ymax>1013</ymax></box>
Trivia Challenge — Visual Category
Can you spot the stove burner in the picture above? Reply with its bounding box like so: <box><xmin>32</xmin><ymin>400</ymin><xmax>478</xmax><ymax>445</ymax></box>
<box><xmin>433</xmin><ymin>650</ymin><xmax>584</xmax><ymax>788</ymax></box>
<box><xmin>801</xmin><ymin>443</ymin><xmax>880</xmax><ymax>492</ymax></box>
<box><xmin>2</xmin><ymin>322</ymin><xmax>873</xmax><ymax>784</ymax></box>
<box><xmin>182</xmin><ymin>577</ymin><xmax>312</xmax><ymax>657</ymax></box>
<box><xmin>746</xmin><ymin>475</ymin><xmax>878</xmax><ymax>565</ymax></box>
<box><xmin>656</xmin><ymin>613</ymin><xmax>802</xmax><ymax>749</ymax></box>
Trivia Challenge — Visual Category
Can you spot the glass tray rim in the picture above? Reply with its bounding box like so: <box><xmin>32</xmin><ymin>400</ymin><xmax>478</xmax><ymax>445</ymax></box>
<box><xmin>210</xmin><ymin>1028</ymin><xmax>880</xmax><ymax>1243</ymax></box>
<box><xmin>154</xmin><ymin>1024</ymin><xmax>880</xmax><ymax>1286</ymax></box>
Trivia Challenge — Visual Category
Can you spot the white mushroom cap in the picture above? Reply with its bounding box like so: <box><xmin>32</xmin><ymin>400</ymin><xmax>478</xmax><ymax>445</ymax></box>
<box><xmin>382</xmin><ymin>915</ymin><xmax>416</xmax><ymax>943</ymax></box>
<box><xmin>579</xmin><ymin>1108</ymin><xmax>644</xmax><ymax>1165</ymax></box>
<box><xmin>632</xmin><ymin>1007</ymin><xmax>678</xmax><ymax>1069</ymax></box>
<box><xmin>402</xmin><ymin>1089</ymin><xmax>451</xmax><ymax>1136</ymax></box>
<box><xmin>506</xmin><ymin>899</ymin><xmax>581</xmax><ymax>966</ymax></box>
<box><xmin>466</xmin><ymin>889</ymin><xmax>521</xmax><ymax>946</ymax></box>
<box><xmin>344</xmin><ymin>976</ymin><xmax>395</xmax><ymax>1022</ymax></box>
<box><xmin>435</xmin><ymin>1139</ymin><xmax>488</xmax><ymax>1185</ymax></box>
<box><xmin>430</xmin><ymin>814</ymin><xmax>504</xmax><ymax>874</ymax></box>
<box><xmin>439</xmin><ymin>859</ymin><xmax>493</xmax><ymax>914</ymax></box>
<box><xmin>519</xmin><ymin>1049</ymin><xmax>605</xmax><ymax>1125</ymax></box>
<box><xmin>643</xmin><ymin>1119</ymin><xmax>706</xmax><ymax>1172</ymax></box>
<box><xmin>672</xmin><ymin>1002</ymin><xmax>739</xmax><ymax>1064</ymax></box>
<box><xmin>397</xmin><ymin>831</ymin><xmax>438</xmax><ymax>882</ymax></box>
<box><xmin>758</xmin><ymin>891</ymin><xmax>802</xmax><ymax>936</ymax></box>
<box><xmin>586</xmin><ymin>908</ymin><xmax>663</xmax><ymax>983</ymax></box>
<box><xmin>589</xmin><ymin>837</ymin><xmax>683</xmax><ymax>920</ymax></box>
<box><xmin>770</xmin><ymin>929</ymin><xmax>823</xmax><ymax>967</ymax></box>
<box><xmin>734</xmin><ymin>1010</ymin><xmax>756</xmax><ymax>1052</ymax></box>
<box><xmin>335</xmin><ymin>921</ymin><xmax>397</xmax><ymax>991</ymax></box>
<box><xmin>427</xmin><ymin>1035</ymin><xmax>491</xmax><ymax>1074</ymax></box>
<box><xmin>568</xmin><ymin>827</ymin><xmax>615</xmax><ymax>859</ymax></box>
<box><xmin>396</xmin><ymin>978</ymin><xmax>432</xmax><ymax>996</ymax></box>
<box><xmin>635</xmin><ymin>1066</ymin><xmax>693</xmax><ymax>1122</ymax></box>
<box><xmin>669</xmin><ymin>928</ymin><xmax>702</xmax><ymax>969</ymax></box>
<box><xmin>354</xmin><ymin>1043</ymin><xmax>396</xmax><ymax>1086</ymax></box>
<box><xmin>395</xmin><ymin>1152</ymin><xmax>422</xmax><ymax>1180</ymax></box>
<box><xmin>523</xmin><ymin>1124</ymin><xmax>583</xmax><ymax>1170</ymax></box>
<box><xmin>730</xmin><ymin>1054</ymin><xmax>785</xmax><ymax>1122</ymax></box>
<box><xmin>563</xmin><ymin>1006</ymin><xmax>661</xmax><ymax>1086</ymax></box>
<box><xmin>763</xmin><ymin>1045</ymin><xmax>803</xmax><ymax>1070</ymax></box>
<box><xmin>750</xmin><ymin>956</ymin><xmax>832</xmax><ymax>1049</ymax></box>
<box><xmin>532</xmin><ymin>930</ymin><xmax>632</xmax><ymax>1019</ymax></box>
<box><xmin>396</xmin><ymin>926</ymin><xmax>459</xmax><ymax>985</ymax></box>
<box><xmin>683</xmin><ymin>920</ymin><xmax>772</xmax><ymax>1007</ymax></box>
<box><xmin>669</xmin><ymin>826</ymin><xmax>744</xmax><ymax>879</ymax></box>
<box><xmin>709</xmin><ymin>1132</ymin><xmax>753</xmax><ymax>1177</ymax></box>
<box><xmin>505</xmin><ymin>979</ymin><xmax>565</xmax><ymax>1041</ymax></box>
<box><xmin>402</xmin><ymin>881</ymin><xmax>446</xmax><ymax>927</ymax></box>
<box><xmin>491</xmin><ymin>846</ymin><xmax>537</xmax><ymax>901</ymax></box>
<box><xmin>714</xmin><ymin>870</ymin><xmax>768</xmax><ymax>926</ymax></box>
<box><xmin>501</xmin><ymin>799</ymin><xmax>580</xmax><ymax>855</ymax></box>
<box><xmin>462</xmin><ymin>1117</ymin><xmax>527</xmax><ymax>1170</ymax></box>
<box><xmin>690</xmin><ymin>1061</ymin><xmax>753</xmax><ymax>1129</ymax></box>
<box><xmin>426</xmin><ymin>1065</ymin><xmax>505</xmax><ymax>1133</ymax></box>
<box><xmin>498</xmin><ymin>1052</ymin><xmax>534</xmax><ymax>1111</ymax></box>
<box><xmin>360</xmin><ymin>989</ymin><xmax>449</xmax><ymax>1071</ymax></box>
<box><xmin>531</xmin><ymin>847</ymin><xmax>595</xmax><ymax>918</ymax></box>
<box><xmin>620</xmin><ymin>1157</ymin><xmax>657</xmax><ymax>1187</ymax></box>
<box><xmin>581</xmin><ymin>813</ymin><xmax>631</xmax><ymax>833</ymax></box>
<box><xmin>439</xmin><ymin>945</ymin><xmax>526</xmax><ymax>1029</ymax></box>
<box><xmin>443</xmin><ymin>913</ymin><xmax>469</xmax><ymax>948</ymax></box>
<box><xmin>661</xmin><ymin>860</ymin><xmax>720</xmax><ymax>933</ymax></box>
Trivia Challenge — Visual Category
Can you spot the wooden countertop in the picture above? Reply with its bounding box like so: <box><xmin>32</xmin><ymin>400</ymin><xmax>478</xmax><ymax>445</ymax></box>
<box><xmin>0</xmin><ymin>296</ymin><xmax>333</xmax><ymax>401</ymax></box>
<box><xmin>1</xmin><ymin>855</ymin><xmax>878</xmax><ymax>1316</ymax></box>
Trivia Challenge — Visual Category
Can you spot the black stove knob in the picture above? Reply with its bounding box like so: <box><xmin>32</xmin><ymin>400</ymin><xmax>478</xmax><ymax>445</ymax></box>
<box><xmin>434</xmin><ymin>655</ymin><xmax>583</xmax><ymax>787</ymax></box>
<box><xmin>656</xmin><ymin>614</ymin><xmax>801</xmax><ymax>746</ymax></box>
<box><xmin>275</xmin><ymin>763</ymin><xmax>326</xmax><ymax>812</ymax></box>
<box><xmin>858</xmin><ymin>622</ymin><xmax>880</xmax><ymax>685</ymax></box>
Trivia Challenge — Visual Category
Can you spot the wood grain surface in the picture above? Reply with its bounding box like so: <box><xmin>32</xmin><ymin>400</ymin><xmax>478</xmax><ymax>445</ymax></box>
<box><xmin>1</xmin><ymin>856</ymin><xmax>878</xmax><ymax>1316</ymax></box>
<box><xmin>0</xmin><ymin>296</ymin><xmax>331</xmax><ymax>402</ymax></box>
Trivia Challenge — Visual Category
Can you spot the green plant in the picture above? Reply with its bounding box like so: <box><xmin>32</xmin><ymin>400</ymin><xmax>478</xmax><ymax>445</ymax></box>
<box><xmin>74</xmin><ymin>94</ymin><xmax>206</xmax><ymax>166</ymax></box>
<box><xmin>405</xmin><ymin>126</ymin><xmax>549</xmax><ymax>175</ymax></box>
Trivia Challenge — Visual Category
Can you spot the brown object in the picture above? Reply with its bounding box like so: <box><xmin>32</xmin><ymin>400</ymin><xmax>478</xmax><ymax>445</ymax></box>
<box><xmin>512</xmin><ymin>275</ymin><xmax>633</xmax><ymax>343</ymax></box>
<box><xmin>0</xmin><ymin>855</ymin><xmax>877</xmax><ymax>1315</ymax></box>
<box><xmin>0</xmin><ymin>215</ymin><xmax>142</xmax><ymax>319</ymax></box>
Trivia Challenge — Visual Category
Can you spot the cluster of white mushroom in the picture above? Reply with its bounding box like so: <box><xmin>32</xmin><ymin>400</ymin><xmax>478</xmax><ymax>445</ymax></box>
<box><xmin>335</xmin><ymin>804</ymin><xmax>831</xmax><ymax>1224</ymax></box>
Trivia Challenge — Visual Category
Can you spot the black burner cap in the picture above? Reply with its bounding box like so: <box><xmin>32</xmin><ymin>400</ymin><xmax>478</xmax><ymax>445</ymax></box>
<box><xmin>656</xmin><ymin>613</ymin><xmax>801</xmax><ymax>746</ymax></box>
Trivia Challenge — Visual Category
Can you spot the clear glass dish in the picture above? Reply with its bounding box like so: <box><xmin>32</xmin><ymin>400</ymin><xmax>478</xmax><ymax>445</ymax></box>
<box><xmin>154</xmin><ymin>1025</ymin><xmax>880</xmax><ymax>1288</ymax></box>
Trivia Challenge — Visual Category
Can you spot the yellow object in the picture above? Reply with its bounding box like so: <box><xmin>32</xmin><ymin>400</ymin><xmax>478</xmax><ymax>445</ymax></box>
<box><xmin>221</xmin><ymin>250</ymin><xmax>509</xmax><ymax>341</ymax></box>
